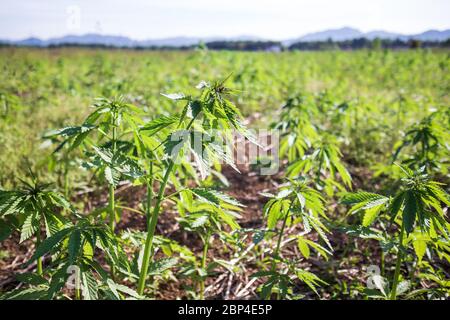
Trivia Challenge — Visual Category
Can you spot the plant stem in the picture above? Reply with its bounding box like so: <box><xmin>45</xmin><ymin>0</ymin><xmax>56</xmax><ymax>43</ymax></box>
<box><xmin>137</xmin><ymin>160</ymin><xmax>175</xmax><ymax>295</ymax></box>
<box><xmin>146</xmin><ymin>158</ymin><xmax>153</xmax><ymax>225</ymax></box>
<box><xmin>108</xmin><ymin>109</ymin><xmax>119</xmax><ymax>232</ymax></box>
<box><xmin>108</xmin><ymin>185</ymin><xmax>115</xmax><ymax>231</ymax></box>
<box><xmin>109</xmin><ymin>117</ymin><xmax>117</xmax><ymax>232</ymax></box>
<box><xmin>36</xmin><ymin>229</ymin><xmax>43</xmax><ymax>276</ymax></box>
<box><xmin>75</xmin><ymin>286</ymin><xmax>81</xmax><ymax>300</ymax></box>
<box><xmin>144</xmin><ymin>158</ymin><xmax>154</xmax><ymax>295</ymax></box>
<box><xmin>108</xmin><ymin>112</ymin><xmax>118</xmax><ymax>279</ymax></box>
<box><xmin>270</xmin><ymin>205</ymin><xmax>291</xmax><ymax>300</ymax></box>
<box><xmin>137</xmin><ymin>115</ymin><xmax>196</xmax><ymax>296</ymax></box>
<box><xmin>390</xmin><ymin>222</ymin><xmax>405</xmax><ymax>300</ymax></box>
<box><xmin>199</xmin><ymin>230</ymin><xmax>212</xmax><ymax>300</ymax></box>
<box><xmin>274</xmin><ymin>211</ymin><xmax>289</xmax><ymax>263</ymax></box>
<box><xmin>108</xmin><ymin>184</ymin><xmax>116</xmax><ymax>280</ymax></box>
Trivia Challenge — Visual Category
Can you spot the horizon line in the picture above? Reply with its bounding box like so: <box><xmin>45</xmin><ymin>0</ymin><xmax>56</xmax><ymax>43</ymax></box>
<box><xmin>2</xmin><ymin>26</ymin><xmax>450</xmax><ymax>42</ymax></box>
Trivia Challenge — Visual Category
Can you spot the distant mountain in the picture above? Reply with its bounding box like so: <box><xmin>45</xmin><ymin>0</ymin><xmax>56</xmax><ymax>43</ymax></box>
<box><xmin>284</xmin><ymin>27</ymin><xmax>450</xmax><ymax>45</ymax></box>
<box><xmin>0</xmin><ymin>34</ymin><xmax>137</xmax><ymax>47</ymax></box>
<box><xmin>412</xmin><ymin>29</ymin><xmax>450</xmax><ymax>41</ymax></box>
<box><xmin>16</xmin><ymin>37</ymin><xmax>44</xmax><ymax>46</ymax></box>
<box><xmin>47</xmin><ymin>34</ymin><xmax>136</xmax><ymax>47</ymax></box>
<box><xmin>364</xmin><ymin>30</ymin><xmax>405</xmax><ymax>40</ymax></box>
<box><xmin>139</xmin><ymin>37</ymin><xmax>202</xmax><ymax>47</ymax></box>
<box><xmin>364</xmin><ymin>29</ymin><xmax>450</xmax><ymax>41</ymax></box>
<box><xmin>134</xmin><ymin>35</ymin><xmax>264</xmax><ymax>47</ymax></box>
<box><xmin>140</xmin><ymin>37</ymin><xmax>219</xmax><ymax>47</ymax></box>
<box><xmin>1</xmin><ymin>29</ymin><xmax>449</xmax><ymax>48</ymax></box>
<box><xmin>291</xmin><ymin>27</ymin><xmax>363</xmax><ymax>43</ymax></box>
<box><xmin>0</xmin><ymin>34</ymin><xmax>266</xmax><ymax>48</ymax></box>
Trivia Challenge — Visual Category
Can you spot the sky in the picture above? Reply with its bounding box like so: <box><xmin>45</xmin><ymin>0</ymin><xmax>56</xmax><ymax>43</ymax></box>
<box><xmin>1</xmin><ymin>0</ymin><xmax>449</xmax><ymax>40</ymax></box>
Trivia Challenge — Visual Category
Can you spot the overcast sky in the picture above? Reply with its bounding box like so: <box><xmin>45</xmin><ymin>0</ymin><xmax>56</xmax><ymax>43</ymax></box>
<box><xmin>1</xmin><ymin>0</ymin><xmax>449</xmax><ymax>40</ymax></box>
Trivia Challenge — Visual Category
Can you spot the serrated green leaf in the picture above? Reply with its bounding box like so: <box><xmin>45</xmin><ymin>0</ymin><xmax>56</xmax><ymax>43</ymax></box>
<box><xmin>267</xmin><ymin>200</ymin><xmax>282</xmax><ymax>229</ymax></box>
<box><xmin>15</xmin><ymin>273</ymin><xmax>47</xmax><ymax>286</ymax></box>
<box><xmin>147</xmin><ymin>257</ymin><xmax>178</xmax><ymax>276</ymax></box>
<box><xmin>297</xmin><ymin>236</ymin><xmax>311</xmax><ymax>258</ymax></box>
<box><xmin>140</xmin><ymin>115</ymin><xmax>180</xmax><ymax>136</ymax></box>
<box><xmin>28</xmin><ymin>227</ymin><xmax>73</xmax><ymax>264</ymax></box>
<box><xmin>81</xmin><ymin>270</ymin><xmax>98</xmax><ymax>300</ymax></box>
<box><xmin>68</xmin><ymin>229</ymin><xmax>81</xmax><ymax>264</ymax></box>
<box><xmin>341</xmin><ymin>192</ymin><xmax>384</xmax><ymax>205</ymax></box>
<box><xmin>20</xmin><ymin>213</ymin><xmax>38</xmax><ymax>243</ymax></box>
<box><xmin>412</xmin><ymin>238</ymin><xmax>427</xmax><ymax>262</ymax></box>
<box><xmin>403</xmin><ymin>191</ymin><xmax>417</xmax><ymax>234</ymax></box>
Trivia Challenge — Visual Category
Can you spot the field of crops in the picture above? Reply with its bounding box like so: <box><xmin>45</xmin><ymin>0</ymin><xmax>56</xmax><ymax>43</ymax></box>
<box><xmin>0</xmin><ymin>47</ymin><xmax>449</xmax><ymax>300</ymax></box>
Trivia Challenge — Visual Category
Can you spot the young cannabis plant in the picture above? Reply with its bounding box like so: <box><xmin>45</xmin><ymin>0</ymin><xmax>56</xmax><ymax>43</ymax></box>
<box><xmin>0</xmin><ymin>175</ymin><xmax>73</xmax><ymax>276</ymax></box>
<box><xmin>177</xmin><ymin>189</ymin><xmax>243</xmax><ymax>299</ymax></box>
<box><xmin>136</xmin><ymin>77</ymin><xmax>251</xmax><ymax>296</ymax></box>
<box><xmin>272</xmin><ymin>94</ymin><xmax>319</xmax><ymax>163</ymax></box>
<box><xmin>341</xmin><ymin>165</ymin><xmax>450</xmax><ymax>299</ymax></box>
<box><xmin>271</xmin><ymin>96</ymin><xmax>351</xmax><ymax>195</ymax></box>
<box><xmin>46</xmin><ymin>96</ymin><xmax>144</xmax><ymax>283</ymax></box>
<box><xmin>393</xmin><ymin>112</ymin><xmax>450</xmax><ymax>174</ymax></box>
<box><xmin>18</xmin><ymin>216</ymin><xmax>134</xmax><ymax>300</ymax></box>
<box><xmin>254</xmin><ymin>178</ymin><xmax>332</xmax><ymax>299</ymax></box>
<box><xmin>287</xmin><ymin>134</ymin><xmax>352</xmax><ymax>196</ymax></box>
<box><xmin>47</xmin><ymin>96</ymin><xmax>145</xmax><ymax>232</ymax></box>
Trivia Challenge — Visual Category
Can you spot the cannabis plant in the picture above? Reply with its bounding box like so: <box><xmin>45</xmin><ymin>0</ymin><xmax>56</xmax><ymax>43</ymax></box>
<box><xmin>341</xmin><ymin>165</ymin><xmax>450</xmax><ymax>299</ymax></box>
<box><xmin>3</xmin><ymin>216</ymin><xmax>135</xmax><ymax>300</ymax></box>
<box><xmin>177</xmin><ymin>190</ymin><xmax>243</xmax><ymax>299</ymax></box>
<box><xmin>136</xmin><ymin>77</ymin><xmax>252</xmax><ymax>295</ymax></box>
<box><xmin>47</xmin><ymin>96</ymin><xmax>145</xmax><ymax>232</ymax></box>
<box><xmin>393</xmin><ymin>112</ymin><xmax>449</xmax><ymax>174</ymax></box>
<box><xmin>254</xmin><ymin>178</ymin><xmax>332</xmax><ymax>299</ymax></box>
<box><xmin>272</xmin><ymin>96</ymin><xmax>351</xmax><ymax>196</ymax></box>
<box><xmin>287</xmin><ymin>133</ymin><xmax>352</xmax><ymax>196</ymax></box>
<box><xmin>272</xmin><ymin>94</ymin><xmax>319</xmax><ymax>163</ymax></box>
<box><xmin>0</xmin><ymin>175</ymin><xmax>72</xmax><ymax>275</ymax></box>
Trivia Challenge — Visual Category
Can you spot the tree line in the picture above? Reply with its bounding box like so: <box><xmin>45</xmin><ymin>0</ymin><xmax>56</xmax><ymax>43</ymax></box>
<box><xmin>1</xmin><ymin>38</ymin><xmax>449</xmax><ymax>51</ymax></box>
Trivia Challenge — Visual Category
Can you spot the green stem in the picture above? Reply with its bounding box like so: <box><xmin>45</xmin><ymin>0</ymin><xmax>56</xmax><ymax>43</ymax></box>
<box><xmin>144</xmin><ymin>159</ymin><xmax>154</xmax><ymax>295</ymax></box>
<box><xmin>274</xmin><ymin>211</ymin><xmax>289</xmax><ymax>263</ymax></box>
<box><xmin>146</xmin><ymin>159</ymin><xmax>153</xmax><ymax>225</ymax></box>
<box><xmin>36</xmin><ymin>229</ymin><xmax>43</xmax><ymax>276</ymax></box>
<box><xmin>75</xmin><ymin>286</ymin><xmax>81</xmax><ymax>300</ymax></box>
<box><xmin>109</xmin><ymin>112</ymin><xmax>118</xmax><ymax>232</ymax></box>
<box><xmin>390</xmin><ymin>222</ymin><xmax>405</xmax><ymax>300</ymax></box>
<box><xmin>199</xmin><ymin>230</ymin><xmax>212</xmax><ymax>300</ymax></box>
<box><xmin>108</xmin><ymin>113</ymin><xmax>118</xmax><ymax>279</ymax></box>
<box><xmin>269</xmin><ymin>210</ymin><xmax>289</xmax><ymax>300</ymax></box>
<box><xmin>137</xmin><ymin>115</ymin><xmax>196</xmax><ymax>296</ymax></box>
<box><xmin>108</xmin><ymin>185</ymin><xmax>115</xmax><ymax>231</ymax></box>
<box><xmin>116</xmin><ymin>205</ymin><xmax>144</xmax><ymax>215</ymax></box>
<box><xmin>137</xmin><ymin>160</ymin><xmax>175</xmax><ymax>295</ymax></box>
<box><xmin>108</xmin><ymin>184</ymin><xmax>116</xmax><ymax>279</ymax></box>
